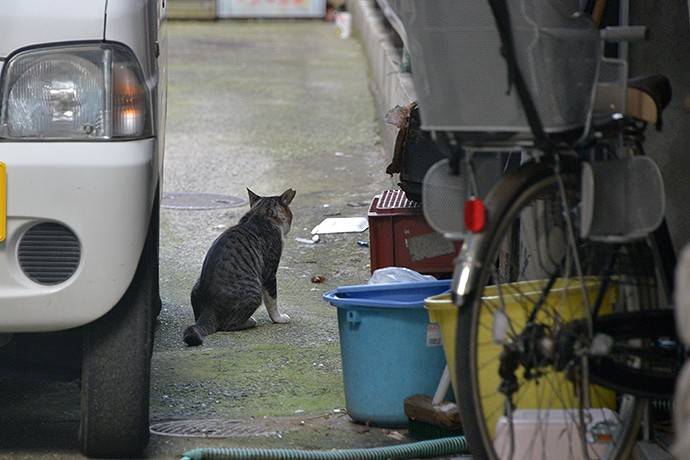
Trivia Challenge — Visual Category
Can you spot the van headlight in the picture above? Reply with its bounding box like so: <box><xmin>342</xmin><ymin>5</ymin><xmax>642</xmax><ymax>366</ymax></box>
<box><xmin>0</xmin><ymin>43</ymin><xmax>152</xmax><ymax>140</ymax></box>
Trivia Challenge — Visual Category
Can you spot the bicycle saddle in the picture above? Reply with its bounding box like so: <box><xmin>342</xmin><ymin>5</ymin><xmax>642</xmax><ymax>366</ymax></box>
<box><xmin>626</xmin><ymin>74</ymin><xmax>672</xmax><ymax>130</ymax></box>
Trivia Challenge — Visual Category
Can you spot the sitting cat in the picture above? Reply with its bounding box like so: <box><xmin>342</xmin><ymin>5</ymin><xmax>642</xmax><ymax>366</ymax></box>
<box><xmin>183</xmin><ymin>188</ymin><xmax>296</xmax><ymax>346</ymax></box>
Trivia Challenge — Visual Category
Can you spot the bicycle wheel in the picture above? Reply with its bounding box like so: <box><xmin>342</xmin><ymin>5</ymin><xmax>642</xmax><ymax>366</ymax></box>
<box><xmin>455</xmin><ymin>159</ymin><xmax>663</xmax><ymax>460</ymax></box>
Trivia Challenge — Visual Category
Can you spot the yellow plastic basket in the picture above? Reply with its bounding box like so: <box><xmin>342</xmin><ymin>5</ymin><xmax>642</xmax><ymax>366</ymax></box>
<box><xmin>425</xmin><ymin>278</ymin><xmax>616</xmax><ymax>420</ymax></box>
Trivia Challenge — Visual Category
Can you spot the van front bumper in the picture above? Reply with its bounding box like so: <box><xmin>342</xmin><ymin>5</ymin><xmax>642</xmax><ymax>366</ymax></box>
<box><xmin>0</xmin><ymin>139</ymin><xmax>157</xmax><ymax>332</ymax></box>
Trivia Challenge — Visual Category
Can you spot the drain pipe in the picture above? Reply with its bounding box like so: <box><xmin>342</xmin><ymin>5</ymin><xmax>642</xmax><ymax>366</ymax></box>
<box><xmin>180</xmin><ymin>435</ymin><xmax>469</xmax><ymax>460</ymax></box>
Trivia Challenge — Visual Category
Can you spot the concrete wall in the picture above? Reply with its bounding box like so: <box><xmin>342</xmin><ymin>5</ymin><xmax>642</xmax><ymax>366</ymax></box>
<box><xmin>629</xmin><ymin>3</ymin><xmax>690</xmax><ymax>253</ymax></box>
<box><xmin>347</xmin><ymin>0</ymin><xmax>416</xmax><ymax>167</ymax></box>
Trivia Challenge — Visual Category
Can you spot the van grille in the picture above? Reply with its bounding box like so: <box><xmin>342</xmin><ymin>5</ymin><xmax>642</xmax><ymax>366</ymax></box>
<box><xmin>18</xmin><ymin>223</ymin><xmax>81</xmax><ymax>285</ymax></box>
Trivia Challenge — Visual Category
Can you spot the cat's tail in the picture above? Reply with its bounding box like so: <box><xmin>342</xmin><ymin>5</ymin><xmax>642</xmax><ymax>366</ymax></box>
<box><xmin>183</xmin><ymin>310</ymin><xmax>217</xmax><ymax>346</ymax></box>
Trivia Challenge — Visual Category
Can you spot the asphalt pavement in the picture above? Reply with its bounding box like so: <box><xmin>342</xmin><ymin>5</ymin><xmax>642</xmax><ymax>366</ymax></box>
<box><xmin>0</xmin><ymin>18</ymin><xmax>473</xmax><ymax>459</ymax></box>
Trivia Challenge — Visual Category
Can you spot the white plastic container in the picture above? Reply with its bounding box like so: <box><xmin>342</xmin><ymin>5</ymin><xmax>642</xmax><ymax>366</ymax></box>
<box><xmin>336</xmin><ymin>11</ymin><xmax>353</xmax><ymax>39</ymax></box>
<box><xmin>494</xmin><ymin>409</ymin><xmax>618</xmax><ymax>459</ymax></box>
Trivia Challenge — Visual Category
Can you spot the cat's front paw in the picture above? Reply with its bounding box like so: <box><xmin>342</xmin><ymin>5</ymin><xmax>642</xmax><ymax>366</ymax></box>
<box><xmin>273</xmin><ymin>313</ymin><xmax>290</xmax><ymax>324</ymax></box>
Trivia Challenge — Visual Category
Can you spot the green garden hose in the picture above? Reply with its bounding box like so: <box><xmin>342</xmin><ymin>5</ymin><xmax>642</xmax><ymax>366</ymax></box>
<box><xmin>180</xmin><ymin>435</ymin><xmax>469</xmax><ymax>460</ymax></box>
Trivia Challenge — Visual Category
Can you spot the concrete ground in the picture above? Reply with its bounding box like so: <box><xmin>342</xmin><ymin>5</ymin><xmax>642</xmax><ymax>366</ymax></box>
<box><xmin>0</xmin><ymin>17</ymin><xmax>473</xmax><ymax>460</ymax></box>
<box><xmin>150</xmin><ymin>16</ymin><xmax>417</xmax><ymax>456</ymax></box>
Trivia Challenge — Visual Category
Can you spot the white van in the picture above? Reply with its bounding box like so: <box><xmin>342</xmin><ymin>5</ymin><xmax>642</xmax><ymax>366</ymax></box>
<box><xmin>0</xmin><ymin>0</ymin><xmax>166</xmax><ymax>457</ymax></box>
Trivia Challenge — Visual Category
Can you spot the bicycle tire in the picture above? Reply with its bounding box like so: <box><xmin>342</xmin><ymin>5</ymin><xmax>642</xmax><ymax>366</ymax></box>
<box><xmin>455</xmin><ymin>159</ymin><xmax>659</xmax><ymax>460</ymax></box>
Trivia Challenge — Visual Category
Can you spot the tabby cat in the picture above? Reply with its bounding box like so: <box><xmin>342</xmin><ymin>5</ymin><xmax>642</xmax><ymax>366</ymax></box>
<box><xmin>183</xmin><ymin>188</ymin><xmax>296</xmax><ymax>346</ymax></box>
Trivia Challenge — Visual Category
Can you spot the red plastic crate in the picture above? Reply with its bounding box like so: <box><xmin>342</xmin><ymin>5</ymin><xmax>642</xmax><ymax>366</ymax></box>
<box><xmin>368</xmin><ymin>190</ymin><xmax>462</xmax><ymax>278</ymax></box>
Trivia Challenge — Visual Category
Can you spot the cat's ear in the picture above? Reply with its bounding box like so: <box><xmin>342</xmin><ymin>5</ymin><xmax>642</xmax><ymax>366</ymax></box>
<box><xmin>281</xmin><ymin>189</ymin><xmax>296</xmax><ymax>206</ymax></box>
<box><xmin>247</xmin><ymin>188</ymin><xmax>261</xmax><ymax>207</ymax></box>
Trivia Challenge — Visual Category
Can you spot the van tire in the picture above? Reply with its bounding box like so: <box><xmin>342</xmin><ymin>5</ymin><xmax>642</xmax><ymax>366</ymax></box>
<box><xmin>79</xmin><ymin>202</ymin><xmax>159</xmax><ymax>458</ymax></box>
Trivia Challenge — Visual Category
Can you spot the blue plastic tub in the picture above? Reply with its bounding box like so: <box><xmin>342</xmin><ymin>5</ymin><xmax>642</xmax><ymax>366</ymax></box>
<box><xmin>323</xmin><ymin>280</ymin><xmax>451</xmax><ymax>427</ymax></box>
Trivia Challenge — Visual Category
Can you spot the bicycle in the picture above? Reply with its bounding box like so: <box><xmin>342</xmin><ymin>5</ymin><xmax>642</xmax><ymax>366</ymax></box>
<box><xmin>400</xmin><ymin>1</ymin><xmax>680</xmax><ymax>459</ymax></box>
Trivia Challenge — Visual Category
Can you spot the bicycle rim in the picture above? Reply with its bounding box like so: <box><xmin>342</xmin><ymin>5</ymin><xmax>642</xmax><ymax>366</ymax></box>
<box><xmin>456</xmin><ymin>166</ymin><xmax>647</xmax><ymax>460</ymax></box>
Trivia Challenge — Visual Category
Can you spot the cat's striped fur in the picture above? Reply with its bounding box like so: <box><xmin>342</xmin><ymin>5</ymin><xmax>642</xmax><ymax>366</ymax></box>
<box><xmin>183</xmin><ymin>188</ymin><xmax>296</xmax><ymax>346</ymax></box>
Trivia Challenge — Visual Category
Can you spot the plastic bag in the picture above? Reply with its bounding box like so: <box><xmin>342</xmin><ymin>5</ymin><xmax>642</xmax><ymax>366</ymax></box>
<box><xmin>367</xmin><ymin>267</ymin><xmax>437</xmax><ymax>285</ymax></box>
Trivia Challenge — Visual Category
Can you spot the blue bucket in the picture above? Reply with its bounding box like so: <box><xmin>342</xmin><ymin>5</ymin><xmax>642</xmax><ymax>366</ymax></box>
<box><xmin>324</xmin><ymin>280</ymin><xmax>451</xmax><ymax>427</ymax></box>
